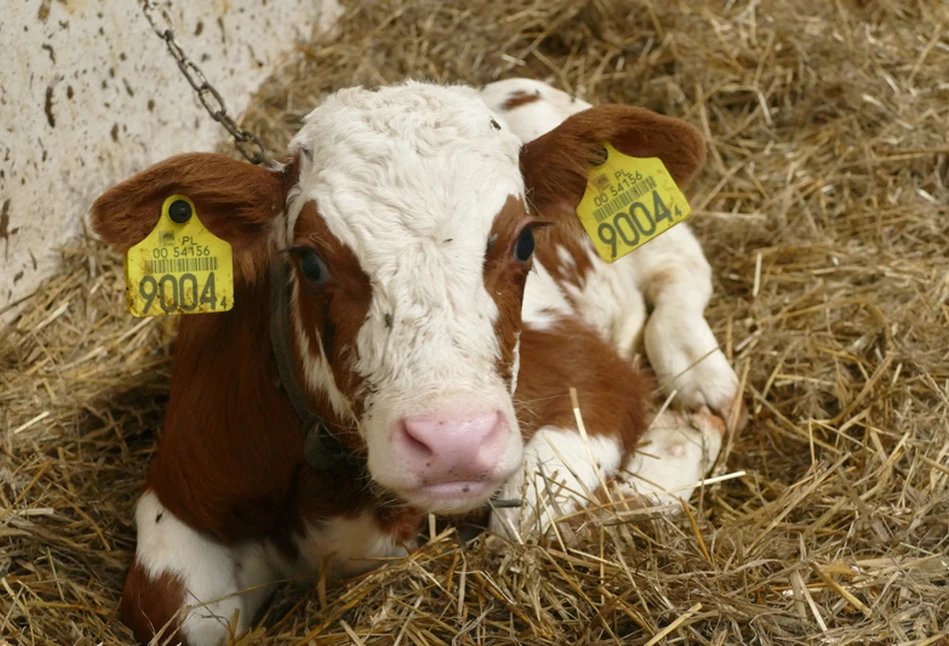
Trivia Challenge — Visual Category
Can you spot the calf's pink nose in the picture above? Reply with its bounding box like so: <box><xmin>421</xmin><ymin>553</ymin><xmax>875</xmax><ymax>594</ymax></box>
<box><xmin>395</xmin><ymin>411</ymin><xmax>508</xmax><ymax>484</ymax></box>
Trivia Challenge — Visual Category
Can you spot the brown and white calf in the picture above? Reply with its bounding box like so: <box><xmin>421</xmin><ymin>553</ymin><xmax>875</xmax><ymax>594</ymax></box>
<box><xmin>91</xmin><ymin>79</ymin><xmax>744</xmax><ymax>646</ymax></box>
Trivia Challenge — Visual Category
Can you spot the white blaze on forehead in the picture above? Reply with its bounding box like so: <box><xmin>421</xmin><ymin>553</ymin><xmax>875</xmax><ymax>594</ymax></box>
<box><xmin>285</xmin><ymin>82</ymin><xmax>526</xmax><ymax>412</ymax></box>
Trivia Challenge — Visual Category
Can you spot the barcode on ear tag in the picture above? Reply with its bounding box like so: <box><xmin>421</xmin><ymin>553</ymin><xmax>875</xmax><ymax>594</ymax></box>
<box><xmin>124</xmin><ymin>194</ymin><xmax>234</xmax><ymax>317</ymax></box>
<box><xmin>576</xmin><ymin>143</ymin><xmax>692</xmax><ymax>263</ymax></box>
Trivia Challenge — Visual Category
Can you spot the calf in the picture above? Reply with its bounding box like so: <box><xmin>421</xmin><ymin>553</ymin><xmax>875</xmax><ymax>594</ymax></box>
<box><xmin>91</xmin><ymin>80</ymin><xmax>743</xmax><ymax>646</ymax></box>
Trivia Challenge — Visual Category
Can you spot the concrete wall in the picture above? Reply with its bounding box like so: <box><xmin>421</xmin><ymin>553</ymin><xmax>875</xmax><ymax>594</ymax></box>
<box><xmin>1</xmin><ymin>0</ymin><xmax>341</xmax><ymax>321</ymax></box>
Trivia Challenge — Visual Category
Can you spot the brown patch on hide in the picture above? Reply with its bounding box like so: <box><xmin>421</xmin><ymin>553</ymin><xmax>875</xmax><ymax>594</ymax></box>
<box><xmin>532</xmin><ymin>222</ymin><xmax>595</xmax><ymax>294</ymax></box>
<box><xmin>291</xmin><ymin>201</ymin><xmax>373</xmax><ymax>432</ymax></box>
<box><xmin>515</xmin><ymin>319</ymin><xmax>652</xmax><ymax>457</ymax></box>
<box><xmin>120</xmin><ymin>558</ymin><xmax>187</xmax><ymax>646</ymax></box>
<box><xmin>145</xmin><ymin>267</ymin><xmax>312</xmax><ymax>543</ymax></box>
<box><xmin>482</xmin><ymin>195</ymin><xmax>534</xmax><ymax>389</ymax></box>
<box><xmin>501</xmin><ymin>89</ymin><xmax>542</xmax><ymax>111</ymax></box>
<box><xmin>377</xmin><ymin>505</ymin><xmax>427</xmax><ymax>544</ymax></box>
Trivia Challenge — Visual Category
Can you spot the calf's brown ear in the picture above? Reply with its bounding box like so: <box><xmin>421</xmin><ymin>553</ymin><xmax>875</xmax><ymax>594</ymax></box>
<box><xmin>519</xmin><ymin>105</ymin><xmax>706</xmax><ymax>218</ymax></box>
<box><xmin>91</xmin><ymin>153</ymin><xmax>296</xmax><ymax>280</ymax></box>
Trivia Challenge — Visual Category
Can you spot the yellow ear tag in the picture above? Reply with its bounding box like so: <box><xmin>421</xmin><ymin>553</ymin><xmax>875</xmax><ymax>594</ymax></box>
<box><xmin>575</xmin><ymin>143</ymin><xmax>692</xmax><ymax>263</ymax></box>
<box><xmin>124</xmin><ymin>194</ymin><xmax>234</xmax><ymax>317</ymax></box>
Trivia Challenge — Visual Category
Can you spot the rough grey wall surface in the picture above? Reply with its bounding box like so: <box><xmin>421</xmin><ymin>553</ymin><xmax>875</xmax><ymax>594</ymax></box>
<box><xmin>1</xmin><ymin>0</ymin><xmax>341</xmax><ymax>322</ymax></box>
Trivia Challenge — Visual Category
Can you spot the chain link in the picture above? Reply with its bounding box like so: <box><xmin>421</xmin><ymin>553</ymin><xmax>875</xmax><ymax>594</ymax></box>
<box><xmin>141</xmin><ymin>0</ymin><xmax>274</xmax><ymax>167</ymax></box>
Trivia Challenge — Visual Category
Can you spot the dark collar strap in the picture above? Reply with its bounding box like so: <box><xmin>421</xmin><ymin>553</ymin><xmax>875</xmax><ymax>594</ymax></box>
<box><xmin>270</xmin><ymin>255</ymin><xmax>349</xmax><ymax>470</ymax></box>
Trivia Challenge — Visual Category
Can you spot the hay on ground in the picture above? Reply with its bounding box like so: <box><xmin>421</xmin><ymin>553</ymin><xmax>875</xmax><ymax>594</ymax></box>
<box><xmin>2</xmin><ymin>0</ymin><xmax>949</xmax><ymax>644</ymax></box>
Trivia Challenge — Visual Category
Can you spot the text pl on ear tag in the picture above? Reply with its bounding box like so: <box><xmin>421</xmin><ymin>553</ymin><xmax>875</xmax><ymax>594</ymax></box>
<box><xmin>575</xmin><ymin>143</ymin><xmax>693</xmax><ymax>263</ymax></box>
<box><xmin>123</xmin><ymin>194</ymin><xmax>235</xmax><ymax>318</ymax></box>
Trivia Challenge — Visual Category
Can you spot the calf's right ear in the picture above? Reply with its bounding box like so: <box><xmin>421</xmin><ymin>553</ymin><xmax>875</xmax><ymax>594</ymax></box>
<box><xmin>91</xmin><ymin>153</ymin><xmax>296</xmax><ymax>280</ymax></box>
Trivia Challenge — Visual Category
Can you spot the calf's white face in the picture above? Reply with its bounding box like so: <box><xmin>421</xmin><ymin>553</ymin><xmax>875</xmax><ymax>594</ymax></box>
<box><xmin>281</xmin><ymin>83</ymin><xmax>534</xmax><ymax>513</ymax></box>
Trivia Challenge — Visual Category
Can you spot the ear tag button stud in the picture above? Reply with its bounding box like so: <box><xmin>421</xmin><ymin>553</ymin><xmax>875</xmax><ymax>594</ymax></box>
<box><xmin>168</xmin><ymin>199</ymin><xmax>193</xmax><ymax>224</ymax></box>
<box><xmin>123</xmin><ymin>194</ymin><xmax>235</xmax><ymax>318</ymax></box>
<box><xmin>575</xmin><ymin>143</ymin><xmax>692</xmax><ymax>263</ymax></box>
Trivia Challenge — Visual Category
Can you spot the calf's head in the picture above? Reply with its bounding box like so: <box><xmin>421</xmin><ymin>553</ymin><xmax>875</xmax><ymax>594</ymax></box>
<box><xmin>92</xmin><ymin>81</ymin><xmax>704</xmax><ymax>514</ymax></box>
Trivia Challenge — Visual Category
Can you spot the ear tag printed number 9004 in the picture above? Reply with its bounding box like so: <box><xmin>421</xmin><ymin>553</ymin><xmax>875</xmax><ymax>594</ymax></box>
<box><xmin>576</xmin><ymin>143</ymin><xmax>692</xmax><ymax>263</ymax></box>
<box><xmin>124</xmin><ymin>195</ymin><xmax>234</xmax><ymax>317</ymax></box>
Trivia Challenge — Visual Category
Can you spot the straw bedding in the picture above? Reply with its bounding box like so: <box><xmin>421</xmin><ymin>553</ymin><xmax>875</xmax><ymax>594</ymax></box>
<box><xmin>2</xmin><ymin>0</ymin><xmax>948</xmax><ymax>643</ymax></box>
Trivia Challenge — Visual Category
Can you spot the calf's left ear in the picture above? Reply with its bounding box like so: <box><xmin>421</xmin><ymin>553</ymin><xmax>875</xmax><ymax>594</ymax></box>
<box><xmin>91</xmin><ymin>153</ymin><xmax>297</xmax><ymax>282</ymax></box>
<box><xmin>519</xmin><ymin>105</ymin><xmax>706</xmax><ymax>218</ymax></box>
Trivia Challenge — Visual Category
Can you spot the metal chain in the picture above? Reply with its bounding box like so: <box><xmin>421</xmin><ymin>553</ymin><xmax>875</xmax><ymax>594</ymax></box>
<box><xmin>140</xmin><ymin>0</ymin><xmax>274</xmax><ymax>167</ymax></box>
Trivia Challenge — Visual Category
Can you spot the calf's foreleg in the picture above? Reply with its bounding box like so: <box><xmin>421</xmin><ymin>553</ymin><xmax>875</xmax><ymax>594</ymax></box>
<box><xmin>121</xmin><ymin>491</ymin><xmax>279</xmax><ymax>646</ymax></box>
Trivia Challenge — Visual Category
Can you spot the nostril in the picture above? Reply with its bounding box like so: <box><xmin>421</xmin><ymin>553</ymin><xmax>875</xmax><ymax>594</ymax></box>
<box><xmin>400</xmin><ymin>421</ymin><xmax>436</xmax><ymax>458</ymax></box>
<box><xmin>405</xmin><ymin>431</ymin><xmax>434</xmax><ymax>458</ymax></box>
<box><xmin>481</xmin><ymin>412</ymin><xmax>502</xmax><ymax>440</ymax></box>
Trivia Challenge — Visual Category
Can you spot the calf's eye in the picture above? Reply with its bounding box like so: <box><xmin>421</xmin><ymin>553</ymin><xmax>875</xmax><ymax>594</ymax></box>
<box><xmin>299</xmin><ymin>249</ymin><xmax>330</xmax><ymax>284</ymax></box>
<box><xmin>514</xmin><ymin>227</ymin><xmax>535</xmax><ymax>263</ymax></box>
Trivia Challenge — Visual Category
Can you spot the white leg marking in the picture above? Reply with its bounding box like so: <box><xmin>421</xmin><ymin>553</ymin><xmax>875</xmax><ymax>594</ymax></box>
<box><xmin>634</xmin><ymin>226</ymin><xmax>742</xmax><ymax>421</ymax></box>
<box><xmin>644</xmin><ymin>311</ymin><xmax>739</xmax><ymax>417</ymax></box>
<box><xmin>135</xmin><ymin>492</ymin><xmax>277</xmax><ymax>646</ymax></box>
<box><xmin>294</xmin><ymin>510</ymin><xmax>411</xmax><ymax>579</ymax></box>
<box><xmin>617</xmin><ymin>409</ymin><xmax>725</xmax><ymax>505</ymax></box>
<box><xmin>490</xmin><ymin>426</ymin><xmax>622</xmax><ymax>539</ymax></box>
